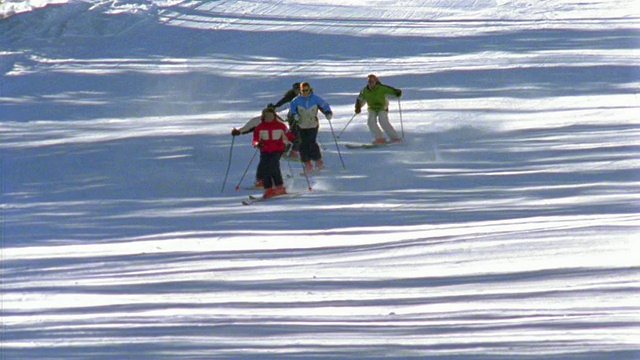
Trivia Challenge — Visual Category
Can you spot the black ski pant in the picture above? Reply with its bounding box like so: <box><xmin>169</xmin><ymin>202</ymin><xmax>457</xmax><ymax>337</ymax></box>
<box><xmin>287</xmin><ymin>115</ymin><xmax>301</xmax><ymax>152</ymax></box>
<box><xmin>257</xmin><ymin>151</ymin><xmax>284</xmax><ymax>189</ymax></box>
<box><xmin>299</xmin><ymin>127</ymin><xmax>321</xmax><ymax>163</ymax></box>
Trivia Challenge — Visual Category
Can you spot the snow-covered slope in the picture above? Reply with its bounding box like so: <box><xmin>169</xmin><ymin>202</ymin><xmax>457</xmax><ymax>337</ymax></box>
<box><xmin>1</xmin><ymin>0</ymin><xmax>640</xmax><ymax>359</ymax></box>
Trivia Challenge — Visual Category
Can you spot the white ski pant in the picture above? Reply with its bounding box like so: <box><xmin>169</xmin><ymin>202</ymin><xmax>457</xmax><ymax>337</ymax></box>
<box><xmin>367</xmin><ymin>109</ymin><xmax>399</xmax><ymax>140</ymax></box>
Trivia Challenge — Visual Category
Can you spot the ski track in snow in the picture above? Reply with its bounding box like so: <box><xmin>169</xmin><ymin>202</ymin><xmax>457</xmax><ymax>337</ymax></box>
<box><xmin>1</xmin><ymin>0</ymin><xmax>640</xmax><ymax>359</ymax></box>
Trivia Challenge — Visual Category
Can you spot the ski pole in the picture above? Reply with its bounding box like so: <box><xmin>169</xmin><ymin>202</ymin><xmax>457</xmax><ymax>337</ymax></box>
<box><xmin>327</xmin><ymin>117</ymin><xmax>346</xmax><ymax>170</ymax></box>
<box><xmin>235</xmin><ymin>147</ymin><xmax>259</xmax><ymax>190</ymax></box>
<box><xmin>284</xmin><ymin>153</ymin><xmax>295</xmax><ymax>187</ymax></box>
<box><xmin>283</xmin><ymin>151</ymin><xmax>301</xmax><ymax>194</ymax></box>
<box><xmin>398</xmin><ymin>98</ymin><xmax>405</xmax><ymax>139</ymax></box>
<box><xmin>300</xmin><ymin>158</ymin><xmax>313</xmax><ymax>191</ymax></box>
<box><xmin>220</xmin><ymin>135</ymin><xmax>236</xmax><ymax>193</ymax></box>
<box><xmin>337</xmin><ymin>113</ymin><xmax>358</xmax><ymax>138</ymax></box>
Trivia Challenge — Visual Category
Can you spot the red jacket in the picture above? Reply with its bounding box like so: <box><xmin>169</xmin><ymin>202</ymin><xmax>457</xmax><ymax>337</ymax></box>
<box><xmin>252</xmin><ymin>120</ymin><xmax>294</xmax><ymax>153</ymax></box>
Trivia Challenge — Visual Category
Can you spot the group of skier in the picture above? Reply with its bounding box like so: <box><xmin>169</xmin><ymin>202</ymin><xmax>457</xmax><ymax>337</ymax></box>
<box><xmin>231</xmin><ymin>74</ymin><xmax>403</xmax><ymax>199</ymax></box>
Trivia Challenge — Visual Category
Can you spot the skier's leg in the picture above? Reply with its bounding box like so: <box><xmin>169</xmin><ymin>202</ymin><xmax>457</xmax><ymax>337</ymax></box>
<box><xmin>378</xmin><ymin>110</ymin><xmax>399</xmax><ymax>140</ymax></box>
<box><xmin>367</xmin><ymin>110</ymin><xmax>384</xmax><ymax>140</ymax></box>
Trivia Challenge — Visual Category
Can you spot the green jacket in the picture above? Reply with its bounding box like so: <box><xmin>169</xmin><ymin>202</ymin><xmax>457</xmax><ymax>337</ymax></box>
<box><xmin>357</xmin><ymin>83</ymin><xmax>399</xmax><ymax>112</ymax></box>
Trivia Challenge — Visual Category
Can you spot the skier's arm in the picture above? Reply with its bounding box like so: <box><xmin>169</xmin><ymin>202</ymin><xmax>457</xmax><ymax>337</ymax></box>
<box><xmin>355</xmin><ymin>88</ymin><xmax>366</xmax><ymax>113</ymax></box>
<box><xmin>237</xmin><ymin>116</ymin><xmax>261</xmax><ymax>134</ymax></box>
<box><xmin>314</xmin><ymin>95</ymin><xmax>332</xmax><ymax>120</ymax></box>
<box><xmin>382</xmin><ymin>84</ymin><xmax>402</xmax><ymax>97</ymax></box>
<box><xmin>273</xmin><ymin>89</ymin><xmax>296</xmax><ymax>108</ymax></box>
<box><xmin>252</xmin><ymin>126</ymin><xmax>260</xmax><ymax>147</ymax></box>
<box><xmin>289</xmin><ymin>98</ymin><xmax>299</xmax><ymax>119</ymax></box>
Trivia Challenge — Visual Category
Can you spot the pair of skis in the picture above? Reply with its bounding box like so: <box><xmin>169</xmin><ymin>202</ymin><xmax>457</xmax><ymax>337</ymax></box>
<box><xmin>344</xmin><ymin>140</ymin><xmax>404</xmax><ymax>149</ymax></box>
<box><xmin>242</xmin><ymin>192</ymin><xmax>300</xmax><ymax>205</ymax></box>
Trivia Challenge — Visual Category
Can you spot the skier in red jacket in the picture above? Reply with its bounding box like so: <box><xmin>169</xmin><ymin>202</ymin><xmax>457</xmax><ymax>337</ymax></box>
<box><xmin>252</xmin><ymin>106</ymin><xmax>295</xmax><ymax>198</ymax></box>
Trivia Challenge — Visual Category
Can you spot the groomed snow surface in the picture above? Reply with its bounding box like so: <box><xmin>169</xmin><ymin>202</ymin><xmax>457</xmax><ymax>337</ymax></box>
<box><xmin>1</xmin><ymin>0</ymin><xmax>640</xmax><ymax>358</ymax></box>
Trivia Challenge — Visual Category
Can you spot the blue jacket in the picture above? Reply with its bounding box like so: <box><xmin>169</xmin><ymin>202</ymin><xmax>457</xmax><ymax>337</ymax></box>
<box><xmin>289</xmin><ymin>92</ymin><xmax>332</xmax><ymax>129</ymax></box>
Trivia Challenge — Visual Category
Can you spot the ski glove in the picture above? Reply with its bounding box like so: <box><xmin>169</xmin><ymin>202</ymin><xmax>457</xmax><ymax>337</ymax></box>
<box><xmin>395</xmin><ymin>89</ymin><xmax>402</xmax><ymax>97</ymax></box>
<box><xmin>326</xmin><ymin>112</ymin><xmax>333</xmax><ymax>121</ymax></box>
<box><xmin>355</xmin><ymin>98</ymin><xmax>362</xmax><ymax>114</ymax></box>
<box><xmin>231</xmin><ymin>128</ymin><xmax>241</xmax><ymax>136</ymax></box>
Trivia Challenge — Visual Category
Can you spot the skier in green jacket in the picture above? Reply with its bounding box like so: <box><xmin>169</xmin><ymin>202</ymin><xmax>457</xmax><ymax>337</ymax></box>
<box><xmin>354</xmin><ymin>74</ymin><xmax>403</xmax><ymax>144</ymax></box>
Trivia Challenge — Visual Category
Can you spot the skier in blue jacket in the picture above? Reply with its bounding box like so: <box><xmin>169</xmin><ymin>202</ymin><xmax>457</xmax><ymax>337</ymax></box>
<box><xmin>289</xmin><ymin>82</ymin><xmax>333</xmax><ymax>174</ymax></box>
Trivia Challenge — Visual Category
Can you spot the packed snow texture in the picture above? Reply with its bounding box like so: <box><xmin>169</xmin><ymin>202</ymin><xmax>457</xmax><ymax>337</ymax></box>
<box><xmin>1</xmin><ymin>0</ymin><xmax>640</xmax><ymax>359</ymax></box>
